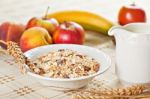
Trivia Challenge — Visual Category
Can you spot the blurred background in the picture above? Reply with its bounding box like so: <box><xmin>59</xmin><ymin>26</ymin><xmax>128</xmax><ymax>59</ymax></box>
<box><xmin>0</xmin><ymin>0</ymin><xmax>149</xmax><ymax>24</ymax></box>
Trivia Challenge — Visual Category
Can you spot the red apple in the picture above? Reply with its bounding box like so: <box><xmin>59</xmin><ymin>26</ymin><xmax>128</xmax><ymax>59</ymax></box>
<box><xmin>0</xmin><ymin>22</ymin><xmax>25</xmax><ymax>47</ymax></box>
<box><xmin>26</xmin><ymin>17</ymin><xmax>59</xmax><ymax>35</ymax></box>
<box><xmin>118</xmin><ymin>3</ymin><xmax>146</xmax><ymax>25</ymax></box>
<box><xmin>53</xmin><ymin>22</ymin><xmax>85</xmax><ymax>44</ymax></box>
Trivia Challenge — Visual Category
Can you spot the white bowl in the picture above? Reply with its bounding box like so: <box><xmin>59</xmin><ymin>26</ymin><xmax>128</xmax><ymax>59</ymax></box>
<box><xmin>24</xmin><ymin>44</ymin><xmax>111</xmax><ymax>90</ymax></box>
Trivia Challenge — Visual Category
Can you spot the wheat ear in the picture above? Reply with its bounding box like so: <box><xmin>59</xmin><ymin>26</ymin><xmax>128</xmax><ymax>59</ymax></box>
<box><xmin>0</xmin><ymin>40</ymin><xmax>44</xmax><ymax>74</ymax></box>
<box><xmin>72</xmin><ymin>84</ymin><xmax>150</xmax><ymax>99</ymax></box>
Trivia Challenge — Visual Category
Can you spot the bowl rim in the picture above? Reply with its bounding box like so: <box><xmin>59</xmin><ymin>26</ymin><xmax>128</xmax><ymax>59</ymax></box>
<box><xmin>24</xmin><ymin>44</ymin><xmax>111</xmax><ymax>82</ymax></box>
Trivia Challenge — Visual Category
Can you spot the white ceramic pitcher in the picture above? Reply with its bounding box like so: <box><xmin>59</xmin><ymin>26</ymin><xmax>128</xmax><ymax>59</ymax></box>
<box><xmin>108</xmin><ymin>23</ymin><xmax>150</xmax><ymax>83</ymax></box>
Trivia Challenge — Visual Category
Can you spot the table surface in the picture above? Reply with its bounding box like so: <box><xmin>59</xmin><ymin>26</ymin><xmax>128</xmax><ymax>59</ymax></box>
<box><xmin>0</xmin><ymin>0</ymin><xmax>150</xmax><ymax>99</ymax></box>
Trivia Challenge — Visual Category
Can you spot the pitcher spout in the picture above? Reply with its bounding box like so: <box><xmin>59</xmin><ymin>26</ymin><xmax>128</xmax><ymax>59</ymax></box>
<box><xmin>108</xmin><ymin>26</ymin><xmax>123</xmax><ymax>36</ymax></box>
<box><xmin>108</xmin><ymin>25</ymin><xmax>134</xmax><ymax>39</ymax></box>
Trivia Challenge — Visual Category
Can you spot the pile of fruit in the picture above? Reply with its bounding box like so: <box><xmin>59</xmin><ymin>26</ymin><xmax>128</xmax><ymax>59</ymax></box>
<box><xmin>0</xmin><ymin>10</ymin><xmax>114</xmax><ymax>52</ymax></box>
<box><xmin>0</xmin><ymin>3</ymin><xmax>146</xmax><ymax>52</ymax></box>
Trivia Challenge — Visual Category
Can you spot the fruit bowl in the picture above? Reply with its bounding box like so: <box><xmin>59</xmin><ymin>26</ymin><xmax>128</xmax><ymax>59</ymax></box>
<box><xmin>24</xmin><ymin>44</ymin><xmax>111</xmax><ymax>90</ymax></box>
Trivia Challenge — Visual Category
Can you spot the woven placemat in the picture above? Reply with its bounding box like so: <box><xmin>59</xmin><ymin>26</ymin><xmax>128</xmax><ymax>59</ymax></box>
<box><xmin>0</xmin><ymin>47</ymin><xmax>112</xmax><ymax>99</ymax></box>
<box><xmin>0</xmin><ymin>46</ymin><xmax>150</xmax><ymax>99</ymax></box>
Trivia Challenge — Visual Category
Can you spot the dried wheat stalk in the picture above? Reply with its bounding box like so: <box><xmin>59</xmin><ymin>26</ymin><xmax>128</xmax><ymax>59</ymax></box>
<box><xmin>72</xmin><ymin>84</ymin><xmax>150</xmax><ymax>99</ymax></box>
<box><xmin>0</xmin><ymin>40</ymin><xmax>44</xmax><ymax>74</ymax></box>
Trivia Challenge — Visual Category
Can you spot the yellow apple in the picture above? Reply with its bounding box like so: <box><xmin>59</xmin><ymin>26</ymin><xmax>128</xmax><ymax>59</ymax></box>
<box><xmin>20</xmin><ymin>27</ymin><xmax>52</xmax><ymax>52</ymax></box>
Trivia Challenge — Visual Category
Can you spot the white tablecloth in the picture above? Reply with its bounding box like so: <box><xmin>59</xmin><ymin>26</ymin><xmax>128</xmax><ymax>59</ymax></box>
<box><xmin>0</xmin><ymin>0</ymin><xmax>149</xmax><ymax>98</ymax></box>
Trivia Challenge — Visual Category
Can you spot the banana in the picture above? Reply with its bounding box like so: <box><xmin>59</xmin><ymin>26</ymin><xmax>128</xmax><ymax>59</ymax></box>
<box><xmin>46</xmin><ymin>10</ymin><xmax>114</xmax><ymax>35</ymax></box>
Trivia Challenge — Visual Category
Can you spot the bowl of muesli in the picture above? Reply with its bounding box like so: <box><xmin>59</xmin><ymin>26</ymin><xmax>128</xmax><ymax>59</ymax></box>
<box><xmin>24</xmin><ymin>44</ymin><xmax>111</xmax><ymax>90</ymax></box>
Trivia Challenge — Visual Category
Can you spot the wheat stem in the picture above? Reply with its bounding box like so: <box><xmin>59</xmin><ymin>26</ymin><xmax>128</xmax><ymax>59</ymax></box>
<box><xmin>0</xmin><ymin>40</ymin><xmax>7</xmax><ymax>46</ymax></box>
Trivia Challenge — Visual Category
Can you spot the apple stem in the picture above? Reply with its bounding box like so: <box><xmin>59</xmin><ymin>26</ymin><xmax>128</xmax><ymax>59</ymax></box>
<box><xmin>64</xmin><ymin>21</ymin><xmax>68</xmax><ymax>27</ymax></box>
<box><xmin>131</xmin><ymin>1</ymin><xmax>136</xmax><ymax>6</ymax></box>
<box><xmin>44</xmin><ymin>6</ymin><xmax>50</xmax><ymax>19</ymax></box>
<box><xmin>64</xmin><ymin>21</ymin><xmax>71</xmax><ymax>28</ymax></box>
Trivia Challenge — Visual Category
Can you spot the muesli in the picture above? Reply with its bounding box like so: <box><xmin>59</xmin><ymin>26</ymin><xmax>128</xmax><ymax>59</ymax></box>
<box><xmin>33</xmin><ymin>49</ymin><xmax>100</xmax><ymax>78</ymax></box>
